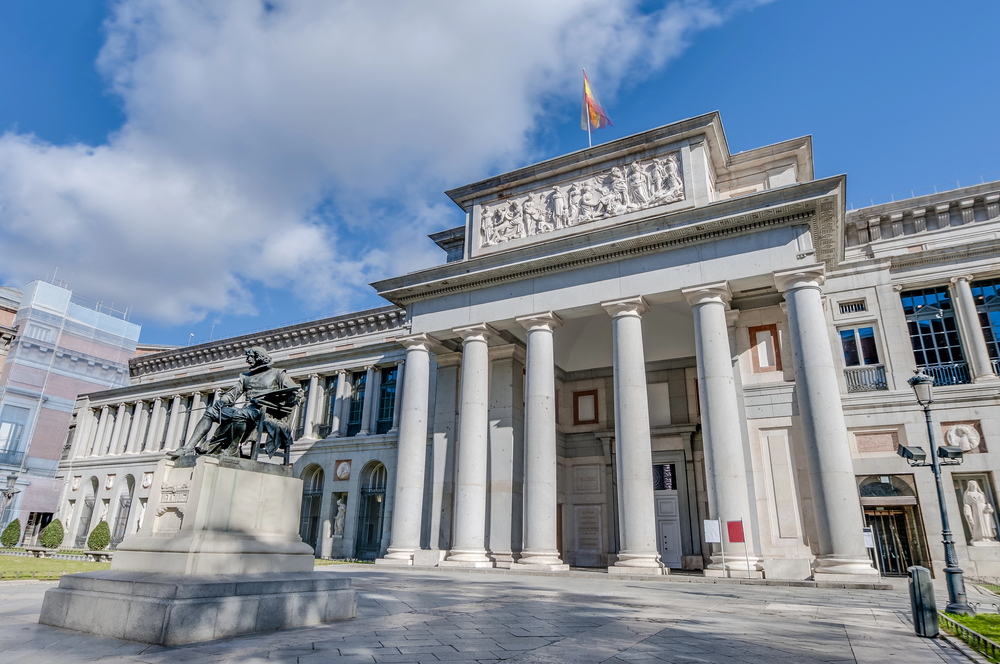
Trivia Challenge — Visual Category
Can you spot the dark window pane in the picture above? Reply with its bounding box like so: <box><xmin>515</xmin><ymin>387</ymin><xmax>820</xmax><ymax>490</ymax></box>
<box><xmin>841</xmin><ymin>330</ymin><xmax>860</xmax><ymax>366</ymax></box>
<box><xmin>858</xmin><ymin>327</ymin><xmax>879</xmax><ymax>364</ymax></box>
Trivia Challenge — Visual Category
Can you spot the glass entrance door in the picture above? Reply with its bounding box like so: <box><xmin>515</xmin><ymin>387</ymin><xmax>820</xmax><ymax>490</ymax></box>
<box><xmin>864</xmin><ymin>506</ymin><xmax>927</xmax><ymax>576</ymax></box>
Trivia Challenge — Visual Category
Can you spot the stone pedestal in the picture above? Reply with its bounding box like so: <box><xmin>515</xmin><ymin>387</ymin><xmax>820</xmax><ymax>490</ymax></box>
<box><xmin>39</xmin><ymin>571</ymin><xmax>356</xmax><ymax>646</ymax></box>
<box><xmin>113</xmin><ymin>455</ymin><xmax>316</xmax><ymax>574</ymax></box>
<box><xmin>39</xmin><ymin>455</ymin><xmax>356</xmax><ymax>644</ymax></box>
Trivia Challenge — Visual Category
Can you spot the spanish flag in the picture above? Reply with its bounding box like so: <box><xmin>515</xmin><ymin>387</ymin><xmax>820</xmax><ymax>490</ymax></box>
<box><xmin>581</xmin><ymin>70</ymin><xmax>612</xmax><ymax>131</ymax></box>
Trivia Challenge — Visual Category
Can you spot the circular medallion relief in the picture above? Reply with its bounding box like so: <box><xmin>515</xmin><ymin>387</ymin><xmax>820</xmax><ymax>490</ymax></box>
<box><xmin>335</xmin><ymin>461</ymin><xmax>352</xmax><ymax>480</ymax></box>
<box><xmin>946</xmin><ymin>424</ymin><xmax>981</xmax><ymax>453</ymax></box>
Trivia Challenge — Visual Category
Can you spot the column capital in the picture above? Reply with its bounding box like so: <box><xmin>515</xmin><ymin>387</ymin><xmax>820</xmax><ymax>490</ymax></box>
<box><xmin>773</xmin><ymin>264</ymin><xmax>826</xmax><ymax>293</ymax></box>
<box><xmin>488</xmin><ymin>343</ymin><xmax>526</xmax><ymax>363</ymax></box>
<box><xmin>601</xmin><ymin>295</ymin><xmax>649</xmax><ymax>318</ymax></box>
<box><xmin>150</xmin><ymin>396</ymin><xmax>162</xmax><ymax>404</ymax></box>
<box><xmin>396</xmin><ymin>332</ymin><xmax>445</xmax><ymax>353</ymax></box>
<box><xmin>950</xmin><ymin>274</ymin><xmax>975</xmax><ymax>285</ymax></box>
<box><xmin>171</xmin><ymin>394</ymin><xmax>183</xmax><ymax>401</ymax></box>
<box><xmin>681</xmin><ymin>282</ymin><xmax>731</xmax><ymax>307</ymax></box>
<box><xmin>516</xmin><ymin>311</ymin><xmax>564</xmax><ymax>332</ymax></box>
<box><xmin>453</xmin><ymin>322</ymin><xmax>498</xmax><ymax>343</ymax></box>
<box><xmin>725</xmin><ymin>309</ymin><xmax>740</xmax><ymax>327</ymax></box>
<box><xmin>116</xmin><ymin>402</ymin><xmax>128</xmax><ymax>410</ymax></box>
<box><xmin>308</xmin><ymin>373</ymin><xmax>320</xmax><ymax>380</ymax></box>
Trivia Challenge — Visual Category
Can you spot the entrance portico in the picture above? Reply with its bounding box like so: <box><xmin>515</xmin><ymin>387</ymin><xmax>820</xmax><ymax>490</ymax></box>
<box><xmin>374</xmin><ymin>112</ymin><xmax>878</xmax><ymax>581</ymax></box>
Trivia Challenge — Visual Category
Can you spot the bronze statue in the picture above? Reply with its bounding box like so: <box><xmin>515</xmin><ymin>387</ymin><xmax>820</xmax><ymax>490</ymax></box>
<box><xmin>170</xmin><ymin>347</ymin><xmax>302</xmax><ymax>460</ymax></box>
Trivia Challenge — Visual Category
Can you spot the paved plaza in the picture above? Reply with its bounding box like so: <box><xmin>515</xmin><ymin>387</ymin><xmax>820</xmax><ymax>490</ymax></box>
<box><xmin>0</xmin><ymin>566</ymin><xmax>986</xmax><ymax>663</ymax></box>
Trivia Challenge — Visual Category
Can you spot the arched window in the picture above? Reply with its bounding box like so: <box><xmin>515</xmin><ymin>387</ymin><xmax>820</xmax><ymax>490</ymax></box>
<box><xmin>299</xmin><ymin>465</ymin><xmax>325</xmax><ymax>553</ymax></box>
<box><xmin>110</xmin><ymin>475</ymin><xmax>135</xmax><ymax>550</ymax></box>
<box><xmin>74</xmin><ymin>477</ymin><xmax>99</xmax><ymax>548</ymax></box>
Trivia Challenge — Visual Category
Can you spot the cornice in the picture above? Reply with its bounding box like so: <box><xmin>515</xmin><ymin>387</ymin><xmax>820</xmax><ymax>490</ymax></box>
<box><xmin>130</xmin><ymin>306</ymin><xmax>406</xmax><ymax>378</ymax></box>
<box><xmin>888</xmin><ymin>237</ymin><xmax>1000</xmax><ymax>272</ymax></box>
<box><xmin>376</xmin><ymin>176</ymin><xmax>845</xmax><ymax>306</ymax></box>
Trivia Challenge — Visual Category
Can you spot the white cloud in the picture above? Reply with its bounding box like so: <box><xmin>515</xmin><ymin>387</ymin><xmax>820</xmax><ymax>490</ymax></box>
<box><xmin>0</xmin><ymin>0</ymin><xmax>765</xmax><ymax>324</ymax></box>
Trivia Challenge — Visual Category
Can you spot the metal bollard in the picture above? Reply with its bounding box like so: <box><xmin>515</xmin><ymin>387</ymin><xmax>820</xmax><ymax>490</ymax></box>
<box><xmin>909</xmin><ymin>565</ymin><xmax>939</xmax><ymax>638</ymax></box>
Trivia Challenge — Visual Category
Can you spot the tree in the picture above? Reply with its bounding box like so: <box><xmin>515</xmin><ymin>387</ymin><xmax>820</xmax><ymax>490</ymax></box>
<box><xmin>1</xmin><ymin>518</ymin><xmax>21</xmax><ymax>548</ymax></box>
<box><xmin>87</xmin><ymin>520</ymin><xmax>110</xmax><ymax>551</ymax></box>
<box><xmin>39</xmin><ymin>519</ymin><xmax>64</xmax><ymax>549</ymax></box>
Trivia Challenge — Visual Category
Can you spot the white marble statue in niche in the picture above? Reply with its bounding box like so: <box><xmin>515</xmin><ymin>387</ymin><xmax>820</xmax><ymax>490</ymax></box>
<box><xmin>334</xmin><ymin>498</ymin><xmax>347</xmax><ymax>536</ymax></box>
<box><xmin>947</xmin><ymin>424</ymin><xmax>982</xmax><ymax>453</ymax></box>
<box><xmin>480</xmin><ymin>152</ymin><xmax>684</xmax><ymax>248</ymax></box>
<box><xmin>963</xmin><ymin>480</ymin><xmax>998</xmax><ymax>544</ymax></box>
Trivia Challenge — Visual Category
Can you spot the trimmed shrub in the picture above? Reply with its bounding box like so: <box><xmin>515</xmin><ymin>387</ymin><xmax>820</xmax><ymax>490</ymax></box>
<box><xmin>1</xmin><ymin>518</ymin><xmax>21</xmax><ymax>548</ymax></box>
<box><xmin>39</xmin><ymin>519</ymin><xmax>64</xmax><ymax>549</ymax></box>
<box><xmin>87</xmin><ymin>520</ymin><xmax>110</xmax><ymax>551</ymax></box>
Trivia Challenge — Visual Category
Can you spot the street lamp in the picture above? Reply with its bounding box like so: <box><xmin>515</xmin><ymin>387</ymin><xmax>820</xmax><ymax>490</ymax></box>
<box><xmin>0</xmin><ymin>472</ymin><xmax>20</xmax><ymax>526</ymax></box>
<box><xmin>899</xmin><ymin>369</ymin><xmax>975</xmax><ymax>616</ymax></box>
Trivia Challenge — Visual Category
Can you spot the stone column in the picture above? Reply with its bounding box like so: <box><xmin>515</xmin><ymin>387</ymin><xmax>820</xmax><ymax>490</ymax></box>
<box><xmin>163</xmin><ymin>395</ymin><xmax>184</xmax><ymax>451</ymax></box>
<box><xmin>358</xmin><ymin>366</ymin><xmax>376</xmax><ymax>436</ymax></box>
<box><xmin>71</xmin><ymin>407</ymin><xmax>97</xmax><ymax>459</ymax></box>
<box><xmin>773</xmin><ymin>265</ymin><xmax>878</xmax><ymax>580</ymax></box>
<box><xmin>682</xmin><ymin>282</ymin><xmax>759</xmax><ymax>576</ymax></box>
<box><xmin>951</xmin><ymin>275</ymin><xmax>997</xmax><ymax>382</ymax></box>
<box><xmin>108</xmin><ymin>403</ymin><xmax>128</xmax><ymax>455</ymax></box>
<box><xmin>514</xmin><ymin>312</ymin><xmax>567</xmax><ymax>570</ymax></box>
<box><xmin>429</xmin><ymin>352</ymin><xmax>462</xmax><ymax>553</ymax></box>
<box><xmin>390</xmin><ymin>360</ymin><xmax>405</xmax><ymax>432</ymax></box>
<box><xmin>378</xmin><ymin>334</ymin><xmax>438</xmax><ymax>565</ymax></box>
<box><xmin>303</xmin><ymin>374</ymin><xmax>321</xmax><ymax>438</ymax></box>
<box><xmin>443</xmin><ymin>323</ymin><xmax>497</xmax><ymax>567</ymax></box>
<box><xmin>332</xmin><ymin>370</ymin><xmax>348</xmax><ymax>437</ymax></box>
<box><xmin>485</xmin><ymin>343</ymin><xmax>525</xmax><ymax>567</ymax></box>
<box><xmin>183</xmin><ymin>392</ymin><xmax>203</xmax><ymax>448</ymax></box>
<box><xmin>90</xmin><ymin>406</ymin><xmax>111</xmax><ymax>456</ymax></box>
<box><xmin>124</xmin><ymin>401</ymin><xmax>145</xmax><ymax>454</ymax></box>
<box><xmin>145</xmin><ymin>398</ymin><xmax>163</xmax><ymax>451</ymax></box>
<box><xmin>601</xmin><ymin>297</ymin><xmax>664</xmax><ymax>574</ymax></box>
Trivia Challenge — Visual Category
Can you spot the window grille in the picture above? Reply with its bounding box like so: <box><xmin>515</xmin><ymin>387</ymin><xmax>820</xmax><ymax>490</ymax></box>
<box><xmin>839</xmin><ymin>300</ymin><xmax>867</xmax><ymax>314</ymax></box>
<box><xmin>375</xmin><ymin>367</ymin><xmax>397</xmax><ymax>435</ymax></box>
<box><xmin>900</xmin><ymin>287</ymin><xmax>971</xmax><ymax>385</ymax></box>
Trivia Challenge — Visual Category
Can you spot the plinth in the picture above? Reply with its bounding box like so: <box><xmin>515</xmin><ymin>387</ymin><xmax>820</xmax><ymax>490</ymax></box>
<box><xmin>40</xmin><ymin>455</ymin><xmax>356</xmax><ymax>645</ymax></box>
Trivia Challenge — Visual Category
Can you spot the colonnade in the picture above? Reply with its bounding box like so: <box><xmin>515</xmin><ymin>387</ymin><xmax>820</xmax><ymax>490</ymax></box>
<box><xmin>69</xmin><ymin>361</ymin><xmax>406</xmax><ymax>461</ymax></box>
<box><xmin>381</xmin><ymin>264</ymin><xmax>877</xmax><ymax>580</ymax></box>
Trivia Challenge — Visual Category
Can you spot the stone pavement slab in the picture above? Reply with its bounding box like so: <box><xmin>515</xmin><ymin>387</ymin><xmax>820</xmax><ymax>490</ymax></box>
<box><xmin>0</xmin><ymin>566</ymin><xmax>980</xmax><ymax>663</ymax></box>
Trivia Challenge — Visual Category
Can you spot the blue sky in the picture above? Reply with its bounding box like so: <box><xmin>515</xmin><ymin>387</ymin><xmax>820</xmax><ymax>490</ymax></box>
<box><xmin>0</xmin><ymin>1</ymin><xmax>997</xmax><ymax>347</ymax></box>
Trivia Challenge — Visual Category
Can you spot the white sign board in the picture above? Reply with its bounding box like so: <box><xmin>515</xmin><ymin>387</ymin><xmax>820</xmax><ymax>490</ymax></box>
<box><xmin>862</xmin><ymin>527</ymin><xmax>875</xmax><ymax>549</ymax></box>
<box><xmin>704</xmin><ymin>519</ymin><xmax>722</xmax><ymax>544</ymax></box>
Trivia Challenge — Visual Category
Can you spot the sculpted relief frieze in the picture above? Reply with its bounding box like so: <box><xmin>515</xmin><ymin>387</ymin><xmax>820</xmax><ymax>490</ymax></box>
<box><xmin>480</xmin><ymin>152</ymin><xmax>684</xmax><ymax>248</ymax></box>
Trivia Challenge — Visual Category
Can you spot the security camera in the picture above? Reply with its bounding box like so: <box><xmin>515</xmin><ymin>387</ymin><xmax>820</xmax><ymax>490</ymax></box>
<box><xmin>897</xmin><ymin>445</ymin><xmax>927</xmax><ymax>463</ymax></box>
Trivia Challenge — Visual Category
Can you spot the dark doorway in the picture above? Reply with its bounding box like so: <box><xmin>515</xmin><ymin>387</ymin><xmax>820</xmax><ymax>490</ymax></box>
<box><xmin>864</xmin><ymin>506</ymin><xmax>928</xmax><ymax>576</ymax></box>
<box><xmin>354</xmin><ymin>463</ymin><xmax>387</xmax><ymax>561</ymax></box>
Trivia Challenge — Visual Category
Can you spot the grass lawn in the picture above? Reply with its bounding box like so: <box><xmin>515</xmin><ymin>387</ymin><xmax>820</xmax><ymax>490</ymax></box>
<box><xmin>0</xmin><ymin>556</ymin><xmax>110</xmax><ymax>580</ymax></box>
<box><xmin>943</xmin><ymin>612</ymin><xmax>1000</xmax><ymax>662</ymax></box>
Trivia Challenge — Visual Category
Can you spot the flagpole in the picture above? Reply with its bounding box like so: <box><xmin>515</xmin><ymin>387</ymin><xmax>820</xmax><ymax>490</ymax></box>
<box><xmin>584</xmin><ymin>68</ymin><xmax>592</xmax><ymax>148</ymax></box>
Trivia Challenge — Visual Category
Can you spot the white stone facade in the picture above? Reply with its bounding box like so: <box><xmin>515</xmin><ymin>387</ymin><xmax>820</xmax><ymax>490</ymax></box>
<box><xmin>55</xmin><ymin>112</ymin><xmax>1000</xmax><ymax>582</ymax></box>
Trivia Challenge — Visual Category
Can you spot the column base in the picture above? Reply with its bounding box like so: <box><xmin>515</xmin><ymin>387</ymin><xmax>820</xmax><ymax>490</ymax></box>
<box><xmin>516</xmin><ymin>551</ymin><xmax>565</xmax><ymax>568</ymax></box>
<box><xmin>489</xmin><ymin>552</ymin><xmax>519</xmax><ymax>569</ymax></box>
<box><xmin>375</xmin><ymin>547</ymin><xmax>418</xmax><ymax>566</ymax></box>
<box><xmin>811</xmin><ymin>555</ymin><xmax>880</xmax><ymax>582</ymax></box>
<box><xmin>511</xmin><ymin>558</ymin><xmax>569</xmax><ymax>572</ymax></box>
<box><xmin>705</xmin><ymin>554</ymin><xmax>764</xmax><ymax>579</ymax></box>
<box><xmin>610</xmin><ymin>553</ymin><xmax>665</xmax><ymax>575</ymax></box>
<box><xmin>441</xmin><ymin>549</ymin><xmax>494</xmax><ymax>568</ymax></box>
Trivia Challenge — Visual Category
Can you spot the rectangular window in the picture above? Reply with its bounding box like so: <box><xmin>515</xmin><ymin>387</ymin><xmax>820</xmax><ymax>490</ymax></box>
<box><xmin>346</xmin><ymin>372</ymin><xmax>366</xmax><ymax>437</ymax></box>
<box><xmin>971</xmin><ymin>278</ymin><xmax>1000</xmax><ymax>361</ymax></box>
<box><xmin>839</xmin><ymin>300</ymin><xmax>867</xmax><ymax>314</ymax></box>
<box><xmin>748</xmin><ymin>324</ymin><xmax>781</xmax><ymax>373</ymax></box>
<box><xmin>322</xmin><ymin>375</ymin><xmax>338</xmax><ymax>433</ymax></box>
<box><xmin>295</xmin><ymin>381</ymin><xmax>310</xmax><ymax>438</ymax></box>
<box><xmin>901</xmin><ymin>286</ymin><xmax>970</xmax><ymax>385</ymax></box>
<box><xmin>840</xmin><ymin>327</ymin><xmax>880</xmax><ymax>366</ymax></box>
<box><xmin>573</xmin><ymin>390</ymin><xmax>598</xmax><ymax>425</ymax></box>
<box><xmin>375</xmin><ymin>367</ymin><xmax>397</xmax><ymax>435</ymax></box>
<box><xmin>0</xmin><ymin>404</ymin><xmax>29</xmax><ymax>452</ymax></box>
<box><xmin>652</xmin><ymin>463</ymin><xmax>676</xmax><ymax>490</ymax></box>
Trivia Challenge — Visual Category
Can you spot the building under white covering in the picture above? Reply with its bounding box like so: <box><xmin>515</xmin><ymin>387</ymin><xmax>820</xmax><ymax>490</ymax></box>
<box><xmin>52</xmin><ymin>113</ymin><xmax>1000</xmax><ymax>581</ymax></box>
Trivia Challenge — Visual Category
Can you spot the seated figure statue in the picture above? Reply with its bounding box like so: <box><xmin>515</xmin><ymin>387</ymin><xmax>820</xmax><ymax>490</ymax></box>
<box><xmin>170</xmin><ymin>346</ymin><xmax>302</xmax><ymax>460</ymax></box>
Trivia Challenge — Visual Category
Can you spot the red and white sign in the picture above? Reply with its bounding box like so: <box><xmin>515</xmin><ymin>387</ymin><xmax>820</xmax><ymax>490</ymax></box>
<box><xmin>727</xmin><ymin>520</ymin><xmax>745</xmax><ymax>544</ymax></box>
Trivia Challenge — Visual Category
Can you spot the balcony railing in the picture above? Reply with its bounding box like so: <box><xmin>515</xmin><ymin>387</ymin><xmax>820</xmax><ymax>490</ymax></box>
<box><xmin>844</xmin><ymin>365</ymin><xmax>889</xmax><ymax>393</ymax></box>
<box><xmin>0</xmin><ymin>449</ymin><xmax>24</xmax><ymax>467</ymax></box>
<box><xmin>921</xmin><ymin>362</ymin><xmax>972</xmax><ymax>386</ymax></box>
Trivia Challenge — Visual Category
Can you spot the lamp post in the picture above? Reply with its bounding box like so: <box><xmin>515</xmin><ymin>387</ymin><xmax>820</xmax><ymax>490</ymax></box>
<box><xmin>906</xmin><ymin>369</ymin><xmax>975</xmax><ymax>616</ymax></box>
<box><xmin>0</xmin><ymin>472</ymin><xmax>20</xmax><ymax>527</ymax></box>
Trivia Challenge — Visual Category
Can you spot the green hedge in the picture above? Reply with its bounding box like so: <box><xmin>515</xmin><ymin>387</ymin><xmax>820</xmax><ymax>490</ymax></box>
<box><xmin>39</xmin><ymin>519</ymin><xmax>64</xmax><ymax>549</ymax></box>
<box><xmin>1</xmin><ymin>519</ymin><xmax>21</xmax><ymax>548</ymax></box>
<box><xmin>86</xmin><ymin>521</ymin><xmax>110</xmax><ymax>551</ymax></box>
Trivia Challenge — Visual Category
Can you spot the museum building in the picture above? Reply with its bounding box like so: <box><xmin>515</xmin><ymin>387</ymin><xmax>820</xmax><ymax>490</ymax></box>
<box><xmin>51</xmin><ymin>112</ymin><xmax>1000</xmax><ymax>581</ymax></box>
